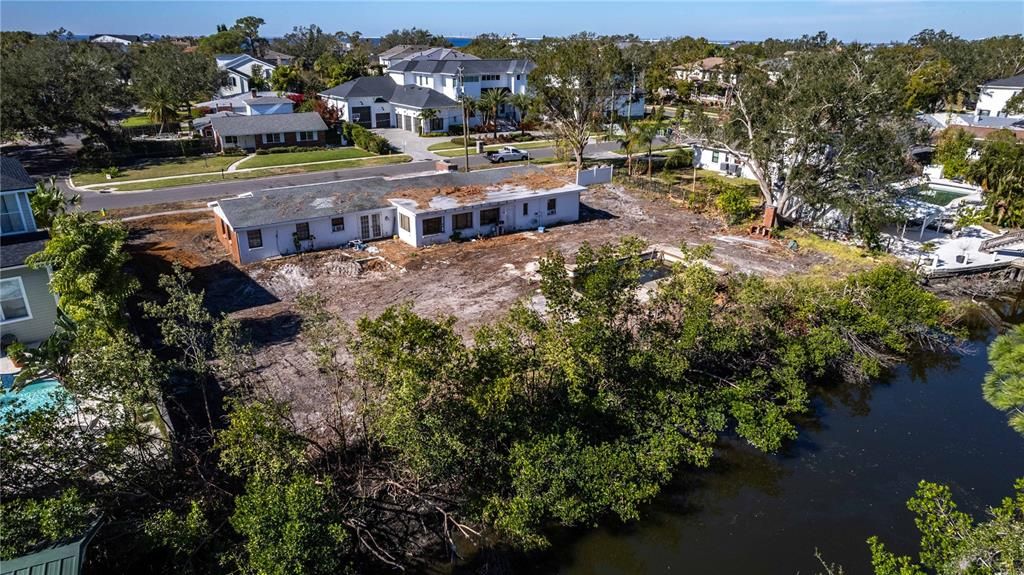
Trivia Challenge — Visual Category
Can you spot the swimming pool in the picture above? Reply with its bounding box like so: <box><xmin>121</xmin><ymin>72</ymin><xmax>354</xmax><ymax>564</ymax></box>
<box><xmin>0</xmin><ymin>377</ymin><xmax>67</xmax><ymax>421</ymax></box>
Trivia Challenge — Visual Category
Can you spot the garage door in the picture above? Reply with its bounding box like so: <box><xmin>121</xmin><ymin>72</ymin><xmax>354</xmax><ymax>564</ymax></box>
<box><xmin>374</xmin><ymin>113</ymin><xmax>391</xmax><ymax>128</ymax></box>
<box><xmin>402</xmin><ymin>115</ymin><xmax>412</xmax><ymax>131</ymax></box>
<box><xmin>351</xmin><ymin>106</ymin><xmax>372</xmax><ymax>128</ymax></box>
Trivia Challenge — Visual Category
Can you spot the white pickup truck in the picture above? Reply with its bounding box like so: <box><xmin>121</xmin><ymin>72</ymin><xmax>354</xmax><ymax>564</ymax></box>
<box><xmin>485</xmin><ymin>146</ymin><xmax>530</xmax><ymax>163</ymax></box>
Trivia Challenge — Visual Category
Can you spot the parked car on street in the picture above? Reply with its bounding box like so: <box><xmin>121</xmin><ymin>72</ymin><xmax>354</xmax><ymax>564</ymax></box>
<box><xmin>486</xmin><ymin>146</ymin><xmax>530</xmax><ymax>163</ymax></box>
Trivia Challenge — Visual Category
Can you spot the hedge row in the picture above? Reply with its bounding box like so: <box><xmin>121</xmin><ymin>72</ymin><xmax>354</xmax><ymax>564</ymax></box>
<box><xmin>340</xmin><ymin>122</ymin><xmax>392</xmax><ymax>155</ymax></box>
<box><xmin>254</xmin><ymin>146</ymin><xmax>329</xmax><ymax>155</ymax></box>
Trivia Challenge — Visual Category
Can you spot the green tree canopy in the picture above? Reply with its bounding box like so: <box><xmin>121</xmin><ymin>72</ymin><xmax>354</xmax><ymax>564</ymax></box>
<box><xmin>0</xmin><ymin>33</ymin><xmax>131</xmax><ymax>145</ymax></box>
<box><xmin>934</xmin><ymin>126</ymin><xmax>974</xmax><ymax>180</ymax></box>
<box><xmin>984</xmin><ymin>325</ymin><xmax>1024</xmax><ymax>435</ymax></box>
<box><xmin>376</xmin><ymin>27</ymin><xmax>451</xmax><ymax>50</ymax></box>
<box><xmin>969</xmin><ymin>129</ymin><xmax>1024</xmax><ymax>227</ymax></box>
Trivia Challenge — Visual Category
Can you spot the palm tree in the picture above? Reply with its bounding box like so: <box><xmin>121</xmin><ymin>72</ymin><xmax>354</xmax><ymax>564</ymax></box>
<box><xmin>479</xmin><ymin>89</ymin><xmax>509</xmax><ymax>140</ymax></box>
<box><xmin>419</xmin><ymin>108</ymin><xmax>439</xmax><ymax>134</ymax></box>
<box><xmin>632</xmin><ymin>121</ymin><xmax>660</xmax><ymax>178</ymax></box>
<box><xmin>510</xmin><ymin>93</ymin><xmax>533</xmax><ymax>136</ymax></box>
<box><xmin>617</xmin><ymin>123</ymin><xmax>638</xmax><ymax>176</ymax></box>
<box><xmin>458</xmin><ymin>95</ymin><xmax>476</xmax><ymax>147</ymax></box>
<box><xmin>140</xmin><ymin>85</ymin><xmax>179</xmax><ymax>133</ymax></box>
<box><xmin>30</xmin><ymin>177</ymin><xmax>80</xmax><ymax>229</ymax></box>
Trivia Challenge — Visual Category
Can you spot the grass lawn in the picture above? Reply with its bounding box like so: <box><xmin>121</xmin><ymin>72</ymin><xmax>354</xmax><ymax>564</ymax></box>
<box><xmin>435</xmin><ymin>140</ymin><xmax>554</xmax><ymax>158</ymax></box>
<box><xmin>99</xmin><ymin>155</ymin><xmax>412</xmax><ymax>192</ymax></box>
<box><xmin>74</xmin><ymin>155</ymin><xmax>239</xmax><ymax>186</ymax></box>
<box><xmin>121</xmin><ymin>112</ymin><xmax>191</xmax><ymax>128</ymax></box>
<box><xmin>243</xmin><ymin>148</ymin><xmax>374</xmax><ymax>169</ymax></box>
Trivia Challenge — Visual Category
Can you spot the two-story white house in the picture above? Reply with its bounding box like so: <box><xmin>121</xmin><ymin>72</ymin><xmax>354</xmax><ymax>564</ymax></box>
<box><xmin>976</xmin><ymin>74</ymin><xmax>1024</xmax><ymax>119</ymax></box>
<box><xmin>0</xmin><ymin>158</ymin><xmax>59</xmax><ymax>348</ymax></box>
<box><xmin>321</xmin><ymin>49</ymin><xmax>534</xmax><ymax>134</ymax></box>
<box><xmin>216</xmin><ymin>54</ymin><xmax>277</xmax><ymax>97</ymax></box>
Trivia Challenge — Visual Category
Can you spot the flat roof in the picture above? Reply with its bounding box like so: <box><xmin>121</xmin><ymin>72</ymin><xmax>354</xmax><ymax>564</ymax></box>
<box><xmin>215</xmin><ymin>166</ymin><xmax>582</xmax><ymax>229</ymax></box>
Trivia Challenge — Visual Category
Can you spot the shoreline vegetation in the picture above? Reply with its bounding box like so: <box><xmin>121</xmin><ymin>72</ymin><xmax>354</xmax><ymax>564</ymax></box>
<box><xmin>2</xmin><ymin>217</ymin><xmax>965</xmax><ymax>572</ymax></box>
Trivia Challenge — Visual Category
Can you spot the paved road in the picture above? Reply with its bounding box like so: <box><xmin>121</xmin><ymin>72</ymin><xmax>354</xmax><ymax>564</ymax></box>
<box><xmin>75</xmin><ymin>140</ymin><xmax>631</xmax><ymax>212</ymax></box>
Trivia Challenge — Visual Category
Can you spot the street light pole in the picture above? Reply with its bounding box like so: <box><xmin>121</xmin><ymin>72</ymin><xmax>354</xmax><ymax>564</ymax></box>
<box><xmin>458</xmin><ymin>64</ymin><xmax>470</xmax><ymax>173</ymax></box>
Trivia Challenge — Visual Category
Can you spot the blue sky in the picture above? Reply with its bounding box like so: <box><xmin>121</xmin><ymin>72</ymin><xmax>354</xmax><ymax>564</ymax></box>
<box><xmin>2</xmin><ymin>1</ymin><xmax>1022</xmax><ymax>42</ymax></box>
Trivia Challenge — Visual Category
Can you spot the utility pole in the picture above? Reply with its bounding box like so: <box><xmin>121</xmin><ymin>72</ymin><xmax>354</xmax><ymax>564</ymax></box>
<box><xmin>458</xmin><ymin>64</ymin><xmax>470</xmax><ymax>173</ymax></box>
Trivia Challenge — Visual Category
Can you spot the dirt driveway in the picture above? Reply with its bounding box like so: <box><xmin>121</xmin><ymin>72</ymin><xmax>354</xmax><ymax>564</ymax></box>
<box><xmin>125</xmin><ymin>183</ymin><xmax>828</xmax><ymax>430</ymax></box>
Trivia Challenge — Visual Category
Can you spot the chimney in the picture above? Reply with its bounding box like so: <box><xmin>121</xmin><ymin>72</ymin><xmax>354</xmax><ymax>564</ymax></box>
<box><xmin>250</xmin><ymin>88</ymin><xmax>258</xmax><ymax>99</ymax></box>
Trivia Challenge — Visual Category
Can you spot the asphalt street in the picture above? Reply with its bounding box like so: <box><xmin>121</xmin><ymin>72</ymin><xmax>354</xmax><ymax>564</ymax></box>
<box><xmin>75</xmin><ymin>140</ymin><xmax>629</xmax><ymax>212</ymax></box>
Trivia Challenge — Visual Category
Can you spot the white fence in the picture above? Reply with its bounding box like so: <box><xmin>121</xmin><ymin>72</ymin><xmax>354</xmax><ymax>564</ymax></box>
<box><xmin>576</xmin><ymin>165</ymin><xmax>614</xmax><ymax>186</ymax></box>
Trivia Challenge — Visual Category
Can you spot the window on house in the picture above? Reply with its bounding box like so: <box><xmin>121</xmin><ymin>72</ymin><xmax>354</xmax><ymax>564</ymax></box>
<box><xmin>464</xmin><ymin>76</ymin><xmax>479</xmax><ymax>83</ymax></box>
<box><xmin>399</xmin><ymin>213</ymin><xmax>410</xmax><ymax>232</ymax></box>
<box><xmin>430</xmin><ymin>117</ymin><xmax>444</xmax><ymax>131</ymax></box>
<box><xmin>331</xmin><ymin>217</ymin><xmax>345</xmax><ymax>232</ymax></box>
<box><xmin>547</xmin><ymin>198</ymin><xmax>557</xmax><ymax>215</ymax></box>
<box><xmin>264</xmin><ymin>133</ymin><xmax>283</xmax><ymax>144</ymax></box>
<box><xmin>224</xmin><ymin>136</ymin><xmax>238</xmax><ymax>145</ymax></box>
<box><xmin>522</xmin><ymin>203</ymin><xmax>529</xmax><ymax>216</ymax></box>
<box><xmin>422</xmin><ymin>217</ymin><xmax>444</xmax><ymax>235</ymax></box>
<box><xmin>297</xmin><ymin>131</ymin><xmax>317</xmax><ymax>142</ymax></box>
<box><xmin>479</xmin><ymin>208</ymin><xmax>500</xmax><ymax>226</ymax></box>
<box><xmin>481</xmin><ymin>74</ymin><xmax>500</xmax><ymax>82</ymax></box>
<box><xmin>230</xmin><ymin>76</ymin><xmax>237</xmax><ymax>86</ymax></box>
<box><xmin>1</xmin><ymin>194</ymin><xmax>27</xmax><ymax>234</ymax></box>
<box><xmin>516</xmin><ymin>74</ymin><xmax>521</xmax><ymax>80</ymax></box>
<box><xmin>453</xmin><ymin>212</ymin><xmax>473</xmax><ymax>230</ymax></box>
<box><xmin>0</xmin><ymin>277</ymin><xmax>31</xmax><ymax>322</ymax></box>
<box><xmin>247</xmin><ymin>229</ymin><xmax>263</xmax><ymax>249</ymax></box>
<box><xmin>711</xmin><ymin>150</ymin><xmax>720</xmax><ymax>163</ymax></box>
<box><xmin>977</xmin><ymin>109</ymin><xmax>991</xmax><ymax>117</ymax></box>
<box><xmin>295</xmin><ymin>222</ymin><xmax>310</xmax><ymax>241</ymax></box>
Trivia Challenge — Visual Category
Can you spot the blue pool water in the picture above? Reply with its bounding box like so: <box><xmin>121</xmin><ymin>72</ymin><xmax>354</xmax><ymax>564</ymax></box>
<box><xmin>0</xmin><ymin>377</ymin><xmax>66</xmax><ymax>420</ymax></box>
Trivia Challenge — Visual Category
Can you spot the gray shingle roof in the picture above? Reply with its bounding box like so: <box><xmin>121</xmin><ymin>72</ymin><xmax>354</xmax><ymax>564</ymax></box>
<box><xmin>0</xmin><ymin>157</ymin><xmax>36</xmax><ymax>191</ymax></box>
<box><xmin>217</xmin><ymin>166</ymin><xmax>551</xmax><ymax>229</ymax></box>
<box><xmin>387</xmin><ymin>59</ymin><xmax>534</xmax><ymax>76</ymax></box>
<box><xmin>1</xmin><ymin>230</ymin><xmax>49</xmax><ymax>268</ymax></box>
<box><xmin>389</xmin><ymin>85</ymin><xmax>459</xmax><ymax>108</ymax></box>
<box><xmin>321</xmin><ymin>76</ymin><xmax>399</xmax><ymax>99</ymax></box>
<box><xmin>320</xmin><ymin>77</ymin><xmax>458</xmax><ymax>109</ymax></box>
<box><xmin>210</xmin><ymin>112</ymin><xmax>328</xmax><ymax>137</ymax></box>
<box><xmin>377</xmin><ymin>44</ymin><xmax>432</xmax><ymax>59</ymax></box>
<box><xmin>983</xmin><ymin>74</ymin><xmax>1024</xmax><ymax>89</ymax></box>
<box><xmin>245</xmin><ymin>96</ymin><xmax>294</xmax><ymax>105</ymax></box>
<box><xmin>405</xmin><ymin>48</ymin><xmax>479</xmax><ymax>62</ymax></box>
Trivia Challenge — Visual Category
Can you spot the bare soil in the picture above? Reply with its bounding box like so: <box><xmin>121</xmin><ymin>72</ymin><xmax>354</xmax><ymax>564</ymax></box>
<box><xmin>124</xmin><ymin>183</ymin><xmax>830</xmax><ymax>431</ymax></box>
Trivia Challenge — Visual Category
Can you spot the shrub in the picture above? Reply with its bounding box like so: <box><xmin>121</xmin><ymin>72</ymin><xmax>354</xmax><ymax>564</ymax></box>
<box><xmin>711</xmin><ymin>180</ymin><xmax>754</xmax><ymax>224</ymax></box>
<box><xmin>448</xmin><ymin>125</ymin><xmax>465</xmax><ymax>136</ymax></box>
<box><xmin>340</xmin><ymin>122</ymin><xmax>392</xmax><ymax>155</ymax></box>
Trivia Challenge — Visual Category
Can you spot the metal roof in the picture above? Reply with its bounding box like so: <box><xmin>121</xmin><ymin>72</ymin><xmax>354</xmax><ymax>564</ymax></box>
<box><xmin>982</xmin><ymin>73</ymin><xmax>1024</xmax><ymax>89</ymax></box>
<box><xmin>387</xmin><ymin>58</ymin><xmax>534</xmax><ymax>76</ymax></box>
<box><xmin>0</xmin><ymin>520</ymin><xmax>100</xmax><ymax>575</ymax></box>
<box><xmin>209</xmin><ymin>112</ymin><xmax>327</xmax><ymax>137</ymax></box>
<box><xmin>215</xmin><ymin>166</ymin><xmax>569</xmax><ymax>229</ymax></box>
<box><xmin>320</xmin><ymin>77</ymin><xmax>458</xmax><ymax>109</ymax></box>
<box><xmin>0</xmin><ymin>157</ymin><xmax>36</xmax><ymax>191</ymax></box>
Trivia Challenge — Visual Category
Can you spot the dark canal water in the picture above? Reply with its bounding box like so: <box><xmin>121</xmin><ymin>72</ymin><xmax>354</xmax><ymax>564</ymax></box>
<box><xmin>543</xmin><ymin>322</ymin><xmax>1024</xmax><ymax>573</ymax></box>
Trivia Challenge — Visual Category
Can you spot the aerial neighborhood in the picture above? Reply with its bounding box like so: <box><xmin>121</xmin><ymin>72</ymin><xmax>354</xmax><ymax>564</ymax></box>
<box><xmin>0</xmin><ymin>6</ymin><xmax>1023</xmax><ymax>575</ymax></box>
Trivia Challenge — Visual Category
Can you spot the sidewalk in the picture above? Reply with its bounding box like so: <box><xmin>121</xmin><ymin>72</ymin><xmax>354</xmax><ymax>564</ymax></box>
<box><xmin>68</xmin><ymin>153</ymin><xmax>411</xmax><ymax>191</ymax></box>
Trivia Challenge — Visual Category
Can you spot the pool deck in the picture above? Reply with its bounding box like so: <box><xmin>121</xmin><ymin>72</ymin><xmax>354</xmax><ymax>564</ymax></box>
<box><xmin>884</xmin><ymin>224</ymin><xmax>1024</xmax><ymax>277</ymax></box>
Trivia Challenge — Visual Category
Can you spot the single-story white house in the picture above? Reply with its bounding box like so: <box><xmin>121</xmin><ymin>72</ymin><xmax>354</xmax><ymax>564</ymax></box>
<box><xmin>976</xmin><ymin>73</ymin><xmax>1024</xmax><ymax>119</ymax></box>
<box><xmin>691</xmin><ymin>144</ymin><xmax>759</xmax><ymax>180</ymax></box>
<box><xmin>209</xmin><ymin>166</ymin><xmax>586</xmax><ymax>264</ymax></box>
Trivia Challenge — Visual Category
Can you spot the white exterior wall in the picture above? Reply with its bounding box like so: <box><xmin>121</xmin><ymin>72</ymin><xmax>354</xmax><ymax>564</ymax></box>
<box><xmin>976</xmin><ymin>85</ymin><xmax>1023</xmax><ymax>118</ymax></box>
<box><xmin>694</xmin><ymin>146</ymin><xmax>758</xmax><ymax>180</ymax></box>
<box><xmin>395</xmin><ymin>189</ymin><xmax>581</xmax><ymax>248</ymax></box>
<box><xmin>233</xmin><ymin>208</ymin><xmax>396</xmax><ymax>265</ymax></box>
<box><xmin>91</xmin><ymin>35</ymin><xmax>132</xmax><ymax>45</ymax></box>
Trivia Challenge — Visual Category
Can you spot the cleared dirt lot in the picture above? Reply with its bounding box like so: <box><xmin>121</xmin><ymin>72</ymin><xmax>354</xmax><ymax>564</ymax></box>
<box><xmin>125</xmin><ymin>182</ymin><xmax>829</xmax><ymax>430</ymax></box>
